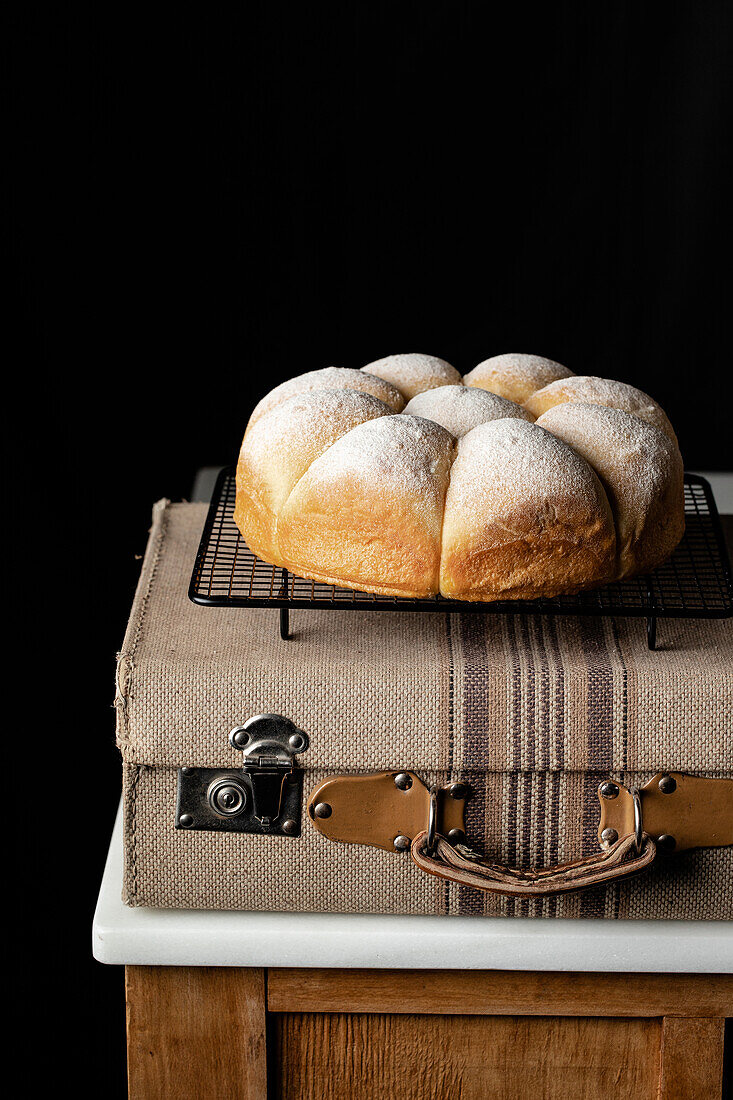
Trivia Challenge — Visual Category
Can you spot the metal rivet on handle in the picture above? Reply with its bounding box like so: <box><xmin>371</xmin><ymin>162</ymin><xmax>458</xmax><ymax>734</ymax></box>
<box><xmin>601</xmin><ymin>827</ymin><xmax>618</xmax><ymax>845</ymax></box>
<box><xmin>313</xmin><ymin>802</ymin><xmax>332</xmax><ymax>819</ymax></box>
<box><xmin>179</xmin><ymin>814</ymin><xmax>194</xmax><ymax>828</ymax></box>
<box><xmin>281</xmin><ymin>819</ymin><xmax>298</xmax><ymax>835</ymax></box>
<box><xmin>393</xmin><ymin>835</ymin><xmax>411</xmax><ymax>851</ymax></box>
<box><xmin>394</xmin><ymin>773</ymin><xmax>412</xmax><ymax>791</ymax></box>
<box><xmin>447</xmin><ymin>828</ymin><xmax>466</xmax><ymax>844</ymax></box>
<box><xmin>657</xmin><ymin>834</ymin><xmax>676</xmax><ymax>851</ymax></box>
<box><xmin>658</xmin><ymin>775</ymin><xmax>677</xmax><ymax>795</ymax></box>
<box><xmin>449</xmin><ymin>782</ymin><xmax>469</xmax><ymax>800</ymax></box>
<box><xmin>600</xmin><ymin>781</ymin><xmax>619</xmax><ymax>800</ymax></box>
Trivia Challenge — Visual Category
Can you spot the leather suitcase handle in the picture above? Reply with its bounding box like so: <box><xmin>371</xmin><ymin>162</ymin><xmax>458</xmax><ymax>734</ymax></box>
<box><xmin>309</xmin><ymin>772</ymin><xmax>730</xmax><ymax>896</ymax></box>
<box><xmin>411</xmin><ymin>830</ymin><xmax>657</xmax><ymax>898</ymax></box>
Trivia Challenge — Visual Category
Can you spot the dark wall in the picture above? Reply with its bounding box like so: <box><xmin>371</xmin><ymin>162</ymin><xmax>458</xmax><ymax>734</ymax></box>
<box><xmin>33</xmin><ymin>3</ymin><xmax>733</xmax><ymax>497</ymax></box>
<box><xmin>12</xmin><ymin>2</ymin><xmax>733</xmax><ymax>1093</ymax></box>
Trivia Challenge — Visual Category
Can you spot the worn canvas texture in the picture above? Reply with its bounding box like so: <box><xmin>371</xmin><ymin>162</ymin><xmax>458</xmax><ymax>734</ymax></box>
<box><xmin>117</xmin><ymin>501</ymin><xmax>733</xmax><ymax>916</ymax></box>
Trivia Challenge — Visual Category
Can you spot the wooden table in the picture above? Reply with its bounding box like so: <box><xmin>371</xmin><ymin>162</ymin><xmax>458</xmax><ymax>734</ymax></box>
<box><xmin>94</xmin><ymin>807</ymin><xmax>732</xmax><ymax>1098</ymax></box>
<box><xmin>124</xmin><ymin>965</ymin><xmax>731</xmax><ymax>1098</ymax></box>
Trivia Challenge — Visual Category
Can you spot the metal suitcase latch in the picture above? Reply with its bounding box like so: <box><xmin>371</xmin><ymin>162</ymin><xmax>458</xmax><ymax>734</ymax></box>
<box><xmin>175</xmin><ymin>714</ymin><xmax>309</xmax><ymax>836</ymax></box>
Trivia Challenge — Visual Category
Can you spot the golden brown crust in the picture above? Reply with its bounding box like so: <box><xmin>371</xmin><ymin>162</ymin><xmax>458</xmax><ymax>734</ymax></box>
<box><xmin>440</xmin><ymin>420</ymin><xmax>616</xmax><ymax>601</ymax></box>
<box><xmin>234</xmin><ymin>389</ymin><xmax>392</xmax><ymax>566</ymax></box>
<box><xmin>536</xmin><ymin>403</ymin><xmax>685</xmax><ymax>577</ymax></box>
<box><xmin>277</xmin><ymin>415</ymin><xmax>456</xmax><ymax>597</ymax></box>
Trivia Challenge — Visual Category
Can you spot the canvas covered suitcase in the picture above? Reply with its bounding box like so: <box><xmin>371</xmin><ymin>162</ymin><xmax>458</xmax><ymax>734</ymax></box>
<box><xmin>116</xmin><ymin>499</ymin><xmax>733</xmax><ymax>918</ymax></box>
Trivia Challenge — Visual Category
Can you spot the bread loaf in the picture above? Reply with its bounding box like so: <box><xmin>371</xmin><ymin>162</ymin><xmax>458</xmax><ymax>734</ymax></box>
<box><xmin>234</xmin><ymin>355</ymin><xmax>685</xmax><ymax>599</ymax></box>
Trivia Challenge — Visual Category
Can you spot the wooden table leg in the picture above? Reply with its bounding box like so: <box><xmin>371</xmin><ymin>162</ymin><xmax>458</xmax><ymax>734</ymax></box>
<box><xmin>125</xmin><ymin>966</ymin><xmax>267</xmax><ymax>1100</ymax></box>
<box><xmin>659</xmin><ymin>1016</ymin><xmax>726</xmax><ymax>1099</ymax></box>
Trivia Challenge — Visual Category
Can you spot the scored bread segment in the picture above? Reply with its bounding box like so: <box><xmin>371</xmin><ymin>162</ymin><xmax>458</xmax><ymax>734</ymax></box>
<box><xmin>246</xmin><ymin>367</ymin><xmax>404</xmax><ymax>433</ymax></box>
<box><xmin>525</xmin><ymin>376</ymin><xmax>677</xmax><ymax>443</ymax></box>
<box><xmin>537</xmin><ymin>403</ymin><xmax>685</xmax><ymax>577</ymax></box>
<box><xmin>440</xmin><ymin>419</ymin><xmax>616</xmax><ymax>601</ymax></box>
<box><xmin>361</xmin><ymin>353</ymin><xmax>461</xmax><ymax>400</ymax></box>
<box><xmin>234</xmin><ymin>389</ymin><xmax>393</xmax><ymax>567</ymax></box>
<box><xmin>277</xmin><ymin>414</ymin><xmax>456</xmax><ymax>597</ymax></box>
<box><xmin>463</xmin><ymin>353</ymin><xmax>574</xmax><ymax>404</ymax></box>
<box><xmin>404</xmin><ymin>385</ymin><xmax>534</xmax><ymax>437</ymax></box>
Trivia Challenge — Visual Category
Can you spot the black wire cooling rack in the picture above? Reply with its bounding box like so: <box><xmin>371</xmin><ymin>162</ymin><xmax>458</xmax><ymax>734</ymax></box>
<box><xmin>189</xmin><ymin>467</ymin><xmax>733</xmax><ymax>649</ymax></box>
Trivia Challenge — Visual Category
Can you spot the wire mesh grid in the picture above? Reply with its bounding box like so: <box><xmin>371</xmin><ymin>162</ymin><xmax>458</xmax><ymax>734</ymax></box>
<box><xmin>189</xmin><ymin>468</ymin><xmax>732</xmax><ymax>622</ymax></box>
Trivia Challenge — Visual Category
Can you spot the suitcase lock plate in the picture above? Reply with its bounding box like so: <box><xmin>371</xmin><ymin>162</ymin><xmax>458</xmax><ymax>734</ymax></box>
<box><xmin>175</xmin><ymin>714</ymin><xmax>309</xmax><ymax>836</ymax></box>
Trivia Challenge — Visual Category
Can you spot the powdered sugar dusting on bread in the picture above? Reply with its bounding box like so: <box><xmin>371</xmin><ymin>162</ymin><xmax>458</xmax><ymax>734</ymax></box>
<box><xmin>287</xmin><ymin>413</ymin><xmax>455</xmax><ymax>532</ymax></box>
<box><xmin>537</xmin><ymin>403</ymin><xmax>679</xmax><ymax>484</ymax></box>
<box><xmin>447</xmin><ymin>418</ymin><xmax>607</xmax><ymax>521</ymax></box>
<box><xmin>536</xmin><ymin>402</ymin><xmax>684</xmax><ymax>575</ymax></box>
<box><xmin>361</xmin><ymin>353</ymin><xmax>461</xmax><ymax>400</ymax></box>
<box><xmin>277</xmin><ymin>413</ymin><xmax>456</xmax><ymax>596</ymax></box>
<box><xmin>463</xmin><ymin>353</ymin><xmax>573</xmax><ymax>404</ymax></box>
<box><xmin>304</xmin><ymin>413</ymin><xmax>454</xmax><ymax>488</ymax></box>
<box><xmin>526</xmin><ymin>376</ymin><xmax>676</xmax><ymax>442</ymax></box>
<box><xmin>238</xmin><ymin>389</ymin><xmax>393</xmax><ymax>523</ymax></box>
<box><xmin>404</xmin><ymin>385</ymin><xmax>533</xmax><ymax>437</ymax></box>
<box><xmin>440</xmin><ymin>417</ymin><xmax>617</xmax><ymax>599</ymax></box>
<box><xmin>250</xmin><ymin>388</ymin><xmax>392</xmax><ymax>445</ymax></box>
<box><xmin>249</xmin><ymin>367</ymin><xmax>404</xmax><ymax>428</ymax></box>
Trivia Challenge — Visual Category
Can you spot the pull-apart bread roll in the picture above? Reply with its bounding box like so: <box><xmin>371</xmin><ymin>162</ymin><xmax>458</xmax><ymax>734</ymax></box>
<box><xmin>361</xmin><ymin>353</ymin><xmax>461</xmax><ymax>400</ymax></box>
<box><xmin>278</xmin><ymin>415</ymin><xmax>455</xmax><ymax>597</ymax></box>
<box><xmin>463</xmin><ymin>353</ymin><xmax>574</xmax><ymax>404</ymax></box>
<box><xmin>440</xmin><ymin>419</ymin><xmax>616</xmax><ymax>601</ymax></box>
<box><xmin>247</xmin><ymin>366</ymin><xmax>404</xmax><ymax>433</ymax></box>
<box><xmin>537</xmin><ymin>404</ymin><xmax>685</xmax><ymax>577</ymax></box>
<box><xmin>404</xmin><ymin>385</ymin><xmax>533</xmax><ymax>437</ymax></box>
<box><xmin>525</xmin><ymin>376</ymin><xmax>677</xmax><ymax>443</ymax></box>
<box><xmin>235</xmin><ymin>355</ymin><xmax>683</xmax><ymax>599</ymax></box>
<box><xmin>234</xmin><ymin>389</ymin><xmax>392</xmax><ymax>566</ymax></box>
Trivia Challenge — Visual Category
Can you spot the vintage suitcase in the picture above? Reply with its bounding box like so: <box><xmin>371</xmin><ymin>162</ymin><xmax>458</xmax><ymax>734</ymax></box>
<box><xmin>116</xmin><ymin>499</ymin><xmax>733</xmax><ymax>918</ymax></box>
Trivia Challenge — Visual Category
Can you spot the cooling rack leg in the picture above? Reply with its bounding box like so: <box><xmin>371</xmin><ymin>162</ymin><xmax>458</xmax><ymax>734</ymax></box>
<box><xmin>644</xmin><ymin>575</ymin><xmax>658</xmax><ymax>650</ymax></box>
<box><xmin>277</xmin><ymin>567</ymin><xmax>291</xmax><ymax>640</ymax></box>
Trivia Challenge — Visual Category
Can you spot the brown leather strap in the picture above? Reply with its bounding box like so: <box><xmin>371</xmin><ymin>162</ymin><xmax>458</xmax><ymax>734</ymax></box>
<box><xmin>411</xmin><ymin>830</ymin><xmax>657</xmax><ymax>898</ymax></box>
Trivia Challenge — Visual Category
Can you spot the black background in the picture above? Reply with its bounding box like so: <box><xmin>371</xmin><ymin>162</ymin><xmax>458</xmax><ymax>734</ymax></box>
<box><xmin>11</xmin><ymin>2</ymin><xmax>733</xmax><ymax>1092</ymax></box>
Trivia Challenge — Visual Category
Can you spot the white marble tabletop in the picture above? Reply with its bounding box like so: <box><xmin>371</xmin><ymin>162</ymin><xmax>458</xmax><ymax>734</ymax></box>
<box><xmin>93</xmin><ymin>805</ymin><xmax>733</xmax><ymax>971</ymax></box>
<box><xmin>93</xmin><ymin>472</ymin><xmax>732</xmax><ymax>972</ymax></box>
